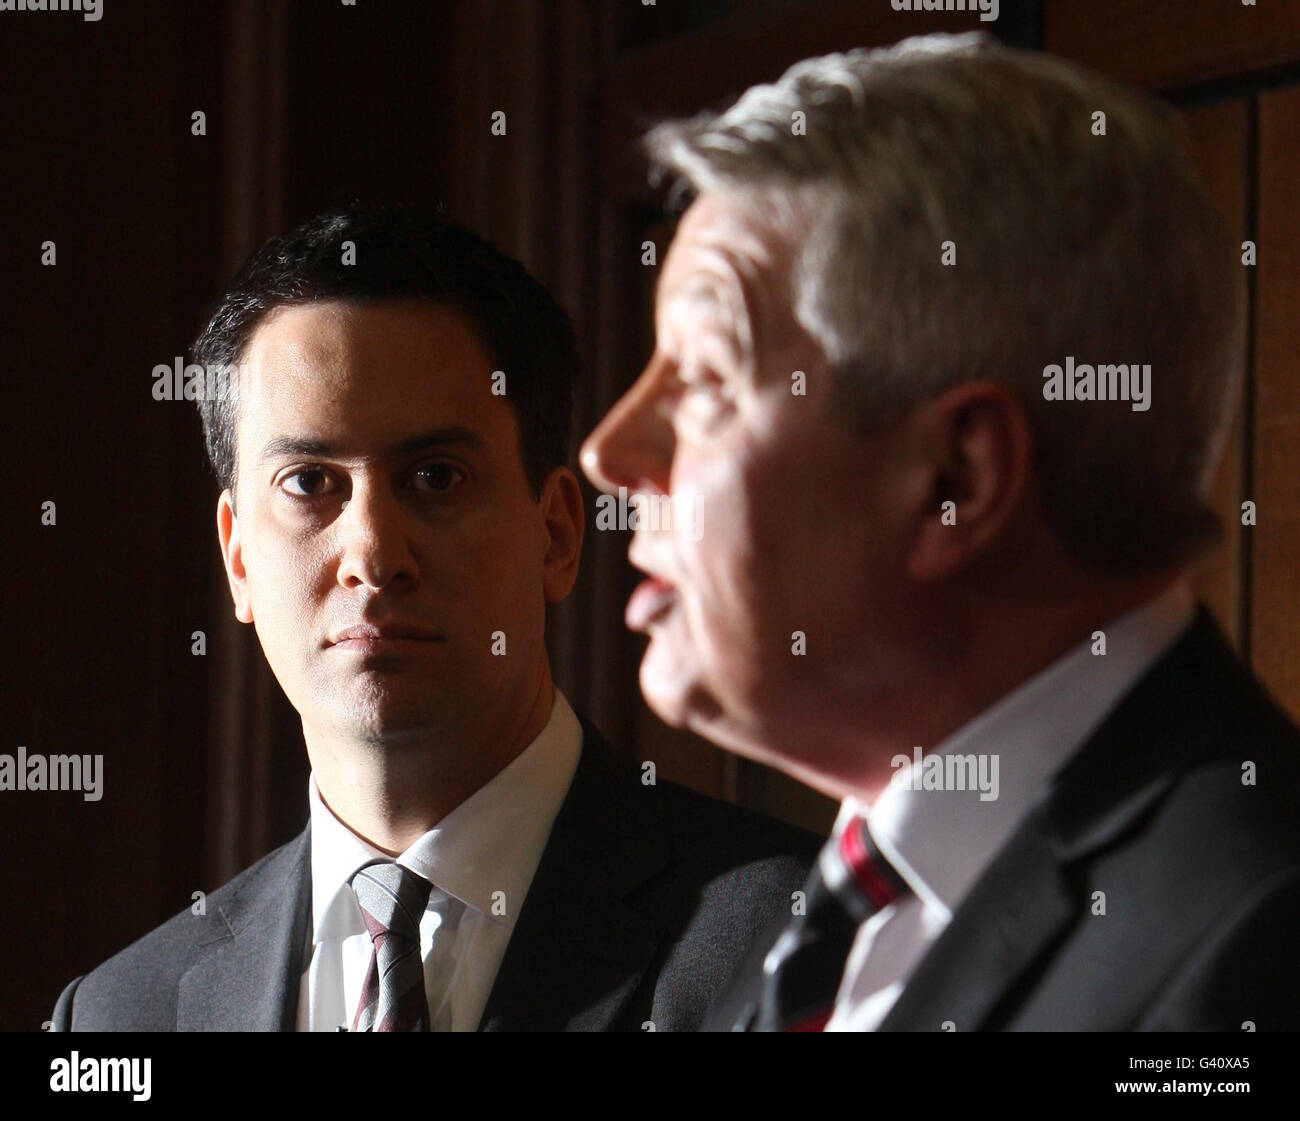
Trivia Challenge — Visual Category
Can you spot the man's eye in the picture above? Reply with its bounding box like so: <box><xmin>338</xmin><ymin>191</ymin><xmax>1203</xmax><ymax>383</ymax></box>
<box><xmin>677</xmin><ymin>359</ymin><xmax>732</xmax><ymax>397</ymax></box>
<box><xmin>282</xmin><ymin>467</ymin><xmax>332</xmax><ymax>497</ymax></box>
<box><xmin>677</xmin><ymin>364</ymin><xmax>734</xmax><ymax>410</ymax></box>
<box><xmin>414</xmin><ymin>462</ymin><xmax>466</xmax><ymax>493</ymax></box>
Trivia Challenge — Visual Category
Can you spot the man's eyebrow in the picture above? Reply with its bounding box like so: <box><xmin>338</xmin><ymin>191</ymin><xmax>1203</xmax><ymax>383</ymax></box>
<box><xmin>255</xmin><ymin>425</ymin><xmax>485</xmax><ymax>465</ymax></box>
<box><xmin>661</xmin><ymin>276</ymin><xmax>727</xmax><ymax>314</ymax></box>
<box><xmin>656</xmin><ymin>277</ymin><xmax>728</xmax><ymax>340</ymax></box>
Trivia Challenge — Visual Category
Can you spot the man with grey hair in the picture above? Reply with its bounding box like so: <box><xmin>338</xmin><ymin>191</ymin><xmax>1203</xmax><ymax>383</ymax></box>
<box><xmin>581</xmin><ymin>32</ymin><xmax>1300</xmax><ymax>1031</ymax></box>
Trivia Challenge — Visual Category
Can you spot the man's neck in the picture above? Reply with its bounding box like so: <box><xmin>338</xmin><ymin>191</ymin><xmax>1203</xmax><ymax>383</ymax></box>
<box><xmin>839</xmin><ymin>573</ymin><xmax>1193</xmax><ymax>804</ymax></box>
<box><xmin>306</xmin><ymin>671</ymin><xmax>556</xmax><ymax>855</ymax></box>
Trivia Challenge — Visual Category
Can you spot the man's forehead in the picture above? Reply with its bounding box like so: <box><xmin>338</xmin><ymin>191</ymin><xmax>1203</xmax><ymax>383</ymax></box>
<box><xmin>657</xmin><ymin>190</ymin><xmax>792</xmax><ymax>310</ymax></box>
<box><xmin>242</xmin><ymin>299</ymin><xmax>486</xmax><ymax>369</ymax></box>
<box><xmin>233</xmin><ymin>300</ymin><xmax>509</xmax><ymax>448</ymax></box>
<box><xmin>239</xmin><ymin>302</ymin><xmax>491</xmax><ymax>400</ymax></box>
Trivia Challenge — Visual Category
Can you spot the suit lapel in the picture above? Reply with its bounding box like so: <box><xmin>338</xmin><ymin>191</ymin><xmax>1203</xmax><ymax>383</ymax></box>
<box><xmin>478</xmin><ymin>720</ymin><xmax>669</xmax><ymax>1031</ymax></box>
<box><xmin>876</xmin><ymin>806</ymin><xmax>1076</xmax><ymax>1031</ymax></box>
<box><xmin>177</xmin><ymin>825</ymin><xmax>312</xmax><ymax>1031</ymax></box>
<box><xmin>881</xmin><ymin>607</ymin><xmax>1233</xmax><ymax>1031</ymax></box>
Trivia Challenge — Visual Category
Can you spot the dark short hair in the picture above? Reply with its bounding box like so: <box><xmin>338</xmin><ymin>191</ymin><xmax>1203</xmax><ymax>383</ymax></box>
<box><xmin>191</xmin><ymin>204</ymin><xmax>576</xmax><ymax>496</ymax></box>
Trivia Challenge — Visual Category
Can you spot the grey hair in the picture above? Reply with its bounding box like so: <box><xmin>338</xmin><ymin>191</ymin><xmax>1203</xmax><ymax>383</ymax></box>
<box><xmin>645</xmin><ymin>32</ymin><xmax>1243</xmax><ymax>574</ymax></box>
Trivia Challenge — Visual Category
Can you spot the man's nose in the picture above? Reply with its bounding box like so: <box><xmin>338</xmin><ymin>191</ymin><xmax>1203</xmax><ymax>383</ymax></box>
<box><xmin>335</xmin><ymin>481</ymin><xmax>421</xmax><ymax>591</ymax></box>
<box><xmin>580</xmin><ymin>360</ymin><xmax>675</xmax><ymax>495</ymax></box>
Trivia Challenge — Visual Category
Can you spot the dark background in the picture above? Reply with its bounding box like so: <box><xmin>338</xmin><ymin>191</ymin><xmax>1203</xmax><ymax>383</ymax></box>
<box><xmin>4</xmin><ymin>0</ymin><xmax>1299</xmax><ymax>1031</ymax></box>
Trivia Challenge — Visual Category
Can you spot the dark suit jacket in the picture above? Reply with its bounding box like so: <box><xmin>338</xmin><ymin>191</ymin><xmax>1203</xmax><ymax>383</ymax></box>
<box><xmin>52</xmin><ymin>717</ymin><xmax>820</xmax><ymax>1031</ymax></box>
<box><xmin>707</xmin><ymin>607</ymin><xmax>1300</xmax><ymax>1031</ymax></box>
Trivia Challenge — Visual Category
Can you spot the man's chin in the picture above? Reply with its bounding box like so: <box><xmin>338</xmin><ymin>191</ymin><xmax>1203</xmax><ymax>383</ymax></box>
<box><xmin>638</xmin><ymin>644</ymin><xmax>730</xmax><ymax>739</ymax></box>
<box><xmin>638</xmin><ymin>634</ymin><xmax>699</xmax><ymax>727</ymax></box>
<box><xmin>638</xmin><ymin>645</ymin><xmax>846</xmax><ymax>796</ymax></box>
<box><xmin>324</xmin><ymin>697</ymin><xmax>444</xmax><ymax>746</ymax></box>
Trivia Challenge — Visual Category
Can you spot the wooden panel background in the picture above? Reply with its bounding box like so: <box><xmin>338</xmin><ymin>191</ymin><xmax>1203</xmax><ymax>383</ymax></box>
<box><xmin>1252</xmin><ymin>88</ymin><xmax>1300</xmax><ymax>720</ymax></box>
<box><xmin>1045</xmin><ymin>0</ymin><xmax>1300</xmax><ymax>91</ymax></box>
<box><xmin>1047</xmin><ymin>0</ymin><xmax>1300</xmax><ymax>722</ymax></box>
<box><xmin>1184</xmin><ymin>101</ymin><xmax>1249</xmax><ymax>650</ymax></box>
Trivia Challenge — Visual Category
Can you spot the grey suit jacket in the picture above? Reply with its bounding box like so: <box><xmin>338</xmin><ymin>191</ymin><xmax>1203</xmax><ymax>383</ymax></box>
<box><xmin>52</xmin><ymin>718</ymin><xmax>820</xmax><ymax>1031</ymax></box>
<box><xmin>706</xmin><ymin>608</ymin><xmax>1300</xmax><ymax>1031</ymax></box>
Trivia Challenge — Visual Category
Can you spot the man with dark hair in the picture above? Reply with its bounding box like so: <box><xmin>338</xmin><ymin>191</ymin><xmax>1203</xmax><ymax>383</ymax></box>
<box><xmin>51</xmin><ymin>204</ymin><xmax>818</xmax><ymax>1032</ymax></box>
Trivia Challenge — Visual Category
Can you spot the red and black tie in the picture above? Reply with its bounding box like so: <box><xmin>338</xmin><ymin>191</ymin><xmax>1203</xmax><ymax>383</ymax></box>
<box><xmin>753</xmin><ymin>815</ymin><xmax>912</xmax><ymax>1032</ymax></box>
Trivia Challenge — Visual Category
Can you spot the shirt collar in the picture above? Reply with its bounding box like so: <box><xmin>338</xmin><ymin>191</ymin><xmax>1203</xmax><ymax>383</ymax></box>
<box><xmin>307</xmin><ymin>688</ymin><xmax>583</xmax><ymax>943</ymax></box>
<box><xmin>838</xmin><ymin>582</ymin><xmax>1197</xmax><ymax>918</ymax></box>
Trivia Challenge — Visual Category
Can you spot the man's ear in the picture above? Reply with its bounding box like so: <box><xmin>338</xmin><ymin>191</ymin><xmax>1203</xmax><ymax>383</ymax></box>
<box><xmin>216</xmin><ymin>488</ymin><xmax>254</xmax><ymax>624</ymax></box>
<box><xmin>905</xmin><ymin>381</ymin><xmax>1033</xmax><ymax>583</ymax></box>
<box><xmin>539</xmin><ymin>465</ymin><xmax>585</xmax><ymax>603</ymax></box>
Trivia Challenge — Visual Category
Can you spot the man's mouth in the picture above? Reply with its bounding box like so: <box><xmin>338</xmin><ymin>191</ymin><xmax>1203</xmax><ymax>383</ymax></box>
<box><xmin>626</xmin><ymin>576</ymin><xmax>677</xmax><ymax>631</ymax></box>
<box><xmin>327</xmin><ymin>623</ymin><xmax>445</xmax><ymax>652</ymax></box>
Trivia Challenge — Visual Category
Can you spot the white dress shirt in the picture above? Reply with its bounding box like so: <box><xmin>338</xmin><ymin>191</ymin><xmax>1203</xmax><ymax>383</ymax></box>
<box><xmin>295</xmin><ymin>689</ymin><xmax>583</xmax><ymax>1032</ymax></box>
<box><xmin>824</xmin><ymin>582</ymin><xmax>1197</xmax><ymax>1031</ymax></box>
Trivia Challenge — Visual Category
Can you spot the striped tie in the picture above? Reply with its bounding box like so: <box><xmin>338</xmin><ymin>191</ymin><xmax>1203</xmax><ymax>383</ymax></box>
<box><xmin>752</xmin><ymin>815</ymin><xmax>912</xmax><ymax>1032</ymax></box>
<box><xmin>349</xmin><ymin>861</ymin><xmax>434</xmax><ymax>1032</ymax></box>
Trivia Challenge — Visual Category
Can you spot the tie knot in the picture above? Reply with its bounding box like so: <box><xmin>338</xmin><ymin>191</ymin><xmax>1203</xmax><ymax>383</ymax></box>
<box><xmin>826</xmin><ymin>815</ymin><xmax>911</xmax><ymax>921</ymax></box>
<box><xmin>749</xmin><ymin>816</ymin><xmax>913</xmax><ymax>1031</ymax></box>
<box><xmin>350</xmin><ymin>861</ymin><xmax>432</xmax><ymax>942</ymax></box>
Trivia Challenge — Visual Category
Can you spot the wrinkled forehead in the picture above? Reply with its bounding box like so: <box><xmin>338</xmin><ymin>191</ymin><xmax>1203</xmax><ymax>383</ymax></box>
<box><xmin>657</xmin><ymin>188</ymin><xmax>813</xmax><ymax>368</ymax></box>
<box><xmin>660</xmin><ymin>190</ymin><xmax>794</xmax><ymax>292</ymax></box>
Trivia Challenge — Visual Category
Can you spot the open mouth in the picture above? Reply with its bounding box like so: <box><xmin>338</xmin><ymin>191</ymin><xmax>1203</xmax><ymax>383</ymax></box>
<box><xmin>626</xmin><ymin>576</ymin><xmax>677</xmax><ymax>631</ymax></box>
